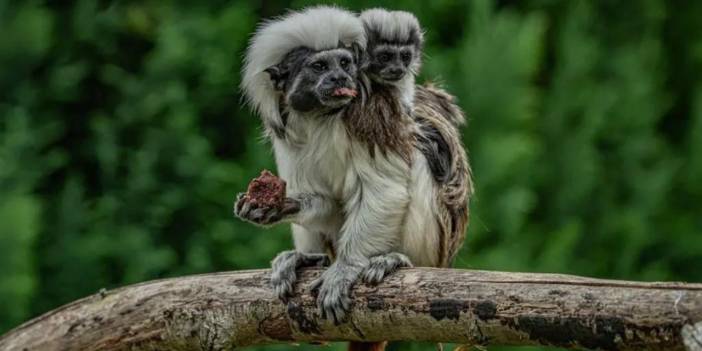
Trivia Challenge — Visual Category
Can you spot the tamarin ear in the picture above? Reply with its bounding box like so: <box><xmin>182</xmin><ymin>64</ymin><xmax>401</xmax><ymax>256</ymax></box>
<box><xmin>408</xmin><ymin>27</ymin><xmax>425</xmax><ymax>50</ymax></box>
<box><xmin>264</xmin><ymin>66</ymin><xmax>280</xmax><ymax>78</ymax></box>
<box><xmin>265</xmin><ymin>46</ymin><xmax>313</xmax><ymax>92</ymax></box>
<box><xmin>265</xmin><ymin>65</ymin><xmax>287</xmax><ymax>91</ymax></box>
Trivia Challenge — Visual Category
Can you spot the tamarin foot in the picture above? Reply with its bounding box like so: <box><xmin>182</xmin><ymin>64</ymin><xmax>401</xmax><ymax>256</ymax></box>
<box><xmin>270</xmin><ymin>250</ymin><xmax>330</xmax><ymax>301</ymax></box>
<box><xmin>361</xmin><ymin>252</ymin><xmax>413</xmax><ymax>285</ymax></box>
<box><xmin>310</xmin><ymin>261</ymin><xmax>362</xmax><ymax>324</ymax></box>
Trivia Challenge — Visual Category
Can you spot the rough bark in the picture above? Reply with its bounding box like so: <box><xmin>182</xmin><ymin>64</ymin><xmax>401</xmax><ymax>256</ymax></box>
<box><xmin>1</xmin><ymin>268</ymin><xmax>701</xmax><ymax>351</ymax></box>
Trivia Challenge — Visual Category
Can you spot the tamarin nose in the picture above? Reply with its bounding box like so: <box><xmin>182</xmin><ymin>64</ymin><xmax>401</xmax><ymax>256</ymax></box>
<box><xmin>389</xmin><ymin>68</ymin><xmax>404</xmax><ymax>76</ymax></box>
<box><xmin>330</xmin><ymin>74</ymin><xmax>348</xmax><ymax>84</ymax></box>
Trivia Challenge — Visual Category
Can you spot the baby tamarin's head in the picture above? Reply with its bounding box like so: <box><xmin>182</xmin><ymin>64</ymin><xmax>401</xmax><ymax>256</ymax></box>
<box><xmin>359</xmin><ymin>9</ymin><xmax>424</xmax><ymax>85</ymax></box>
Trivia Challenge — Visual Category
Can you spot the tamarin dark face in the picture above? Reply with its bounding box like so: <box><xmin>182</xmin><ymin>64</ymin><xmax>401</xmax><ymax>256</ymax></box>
<box><xmin>266</xmin><ymin>46</ymin><xmax>361</xmax><ymax>113</ymax></box>
<box><xmin>367</xmin><ymin>43</ymin><xmax>418</xmax><ymax>83</ymax></box>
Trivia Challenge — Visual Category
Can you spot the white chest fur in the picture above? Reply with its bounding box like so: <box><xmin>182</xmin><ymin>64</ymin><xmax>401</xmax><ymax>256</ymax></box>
<box><xmin>273</xmin><ymin>116</ymin><xmax>351</xmax><ymax>199</ymax></box>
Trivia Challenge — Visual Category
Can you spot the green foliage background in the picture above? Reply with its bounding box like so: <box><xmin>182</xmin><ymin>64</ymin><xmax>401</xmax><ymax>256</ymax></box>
<box><xmin>1</xmin><ymin>1</ymin><xmax>701</xmax><ymax>350</ymax></box>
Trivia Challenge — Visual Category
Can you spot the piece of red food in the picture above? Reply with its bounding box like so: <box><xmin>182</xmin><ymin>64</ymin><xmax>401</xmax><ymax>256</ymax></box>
<box><xmin>333</xmin><ymin>87</ymin><xmax>358</xmax><ymax>97</ymax></box>
<box><xmin>244</xmin><ymin>170</ymin><xmax>286</xmax><ymax>209</ymax></box>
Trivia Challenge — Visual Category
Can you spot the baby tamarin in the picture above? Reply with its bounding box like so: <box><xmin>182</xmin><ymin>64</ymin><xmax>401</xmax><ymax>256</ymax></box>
<box><xmin>344</xmin><ymin>17</ymin><xmax>473</xmax><ymax>351</ymax></box>
<box><xmin>359</xmin><ymin>9</ymin><xmax>423</xmax><ymax>111</ymax></box>
<box><xmin>355</xmin><ymin>8</ymin><xmax>472</xmax><ymax>275</ymax></box>
<box><xmin>236</xmin><ymin>6</ymin><xmax>472</xmax><ymax>332</ymax></box>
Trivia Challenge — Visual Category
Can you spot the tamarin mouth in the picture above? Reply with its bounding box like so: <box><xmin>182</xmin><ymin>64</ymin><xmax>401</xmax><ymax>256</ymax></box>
<box><xmin>332</xmin><ymin>87</ymin><xmax>358</xmax><ymax>98</ymax></box>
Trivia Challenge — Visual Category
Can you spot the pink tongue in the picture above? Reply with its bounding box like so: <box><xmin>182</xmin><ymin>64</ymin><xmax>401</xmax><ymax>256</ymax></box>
<box><xmin>333</xmin><ymin>87</ymin><xmax>358</xmax><ymax>97</ymax></box>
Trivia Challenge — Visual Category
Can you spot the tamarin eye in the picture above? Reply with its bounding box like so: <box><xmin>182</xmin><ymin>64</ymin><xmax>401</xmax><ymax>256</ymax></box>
<box><xmin>340</xmin><ymin>58</ymin><xmax>350</xmax><ymax>69</ymax></box>
<box><xmin>378</xmin><ymin>52</ymin><xmax>392</xmax><ymax>63</ymax></box>
<box><xmin>401</xmin><ymin>52</ymin><xmax>412</xmax><ymax>63</ymax></box>
<box><xmin>311</xmin><ymin>61</ymin><xmax>328</xmax><ymax>72</ymax></box>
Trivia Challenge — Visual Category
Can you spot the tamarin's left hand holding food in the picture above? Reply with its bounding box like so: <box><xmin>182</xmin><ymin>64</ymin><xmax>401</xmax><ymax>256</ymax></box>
<box><xmin>234</xmin><ymin>170</ymin><xmax>297</xmax><ymax>227</ymax></box>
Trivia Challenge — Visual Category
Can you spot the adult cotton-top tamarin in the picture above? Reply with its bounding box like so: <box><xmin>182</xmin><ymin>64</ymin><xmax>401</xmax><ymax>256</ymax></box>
<box><xmin>235</xmin><ymin>7</ymin><xmax>473</xmax><ymax>343</ymax></box>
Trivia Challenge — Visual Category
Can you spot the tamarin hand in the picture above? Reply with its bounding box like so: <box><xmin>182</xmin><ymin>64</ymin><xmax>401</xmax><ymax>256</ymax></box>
<box><xmin>234</xmin><ymin>194</ymin><xmax>300</xmax><ymax>226</ymax></box>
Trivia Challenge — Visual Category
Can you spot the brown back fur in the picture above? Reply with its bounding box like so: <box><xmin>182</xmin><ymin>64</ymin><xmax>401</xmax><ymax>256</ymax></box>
<box><xmin>414</xmin><ymin>83</ymin><xmax>473</xmax><ymax>267</ymax></box>
<box><xmin>343</xmin><ymin>81</ymin><xmax>415</xmax><ymax>162</ymax></box>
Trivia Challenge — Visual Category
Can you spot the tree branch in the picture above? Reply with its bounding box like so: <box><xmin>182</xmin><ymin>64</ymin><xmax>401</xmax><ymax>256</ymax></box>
<box><xmin>1</xmin><ymin>268</ymin><xmax>701</xmax><ymax>350</ymax></box>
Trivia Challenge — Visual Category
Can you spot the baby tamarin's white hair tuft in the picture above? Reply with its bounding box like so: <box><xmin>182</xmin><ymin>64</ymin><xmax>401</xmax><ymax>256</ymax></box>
<box><xmin>359</xmin><ymin>8</ymin><xmax>423</xmax><ymax>46</ymax></box>
<box><xmin>241</xmin><ymin>6</ymin><xmax>366</xmax><ymax>137</ymax></box>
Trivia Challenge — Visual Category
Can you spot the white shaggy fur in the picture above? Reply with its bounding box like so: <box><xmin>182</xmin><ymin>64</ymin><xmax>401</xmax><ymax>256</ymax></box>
<box><xmin>241</xmin><ymin>6</ymin><xmax>366</xmax><ymax>137</ymax></box>
<box><xmin>272</xmin><ymin>116</ymin><xmax>413</xmax><ymax>263</ymax></box>
<box><xmin>401</xmin><ymin>152</ymin><xmax>441</xmax><ymax>266</ymax></box>
<box><xmin>269</xmin><ymin>110</ymin><xmax>414</xmax><ymax>322</ymax></box>
<box><xmin>359</xmin><ymin>8</ymin><xmax>423</xmax><ymax>45</ymax></box>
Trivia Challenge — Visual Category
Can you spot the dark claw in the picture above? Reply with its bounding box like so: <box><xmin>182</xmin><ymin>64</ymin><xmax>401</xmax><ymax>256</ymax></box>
<box><xmin>280</xmin><ymin>198</ymin><xmax>301</xmax><ymax>216</ymax></box>
<box><xmin>262</xmin><ymin>208</ymin><xmax>281</xmax><ymax>224</ymax></box>
<box><xmin>310</xmin><ymin>276</ymin><xmax>323</xmax><ymax>297</ymax></box>
<box><xmin>361</xmin><ymin>252</ymin><xmax>413</xmax><ymax>286</ymax></box>
<box><xmin>312</xmin><ymin>263</ymin><xmax>360</xmax><ymax>324</ymax></box>
<box><xmin>234</xmin><ymin>192</ymin><xmax>246</xmax><ymax>215</ymax></box>
<box><xmin>249</xmin><ymin>207</ymin><xmax>265</xmax><ymax>221</ymax></box>
<box><xmin>240</xmin><ymin>200</ymin><xmax>253</xmax><ymax>219</ymax></box>
<box><xmin>271</xmin><ymin>251</ymin><xmax>332</xmax><ymax>303</ymax></box>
